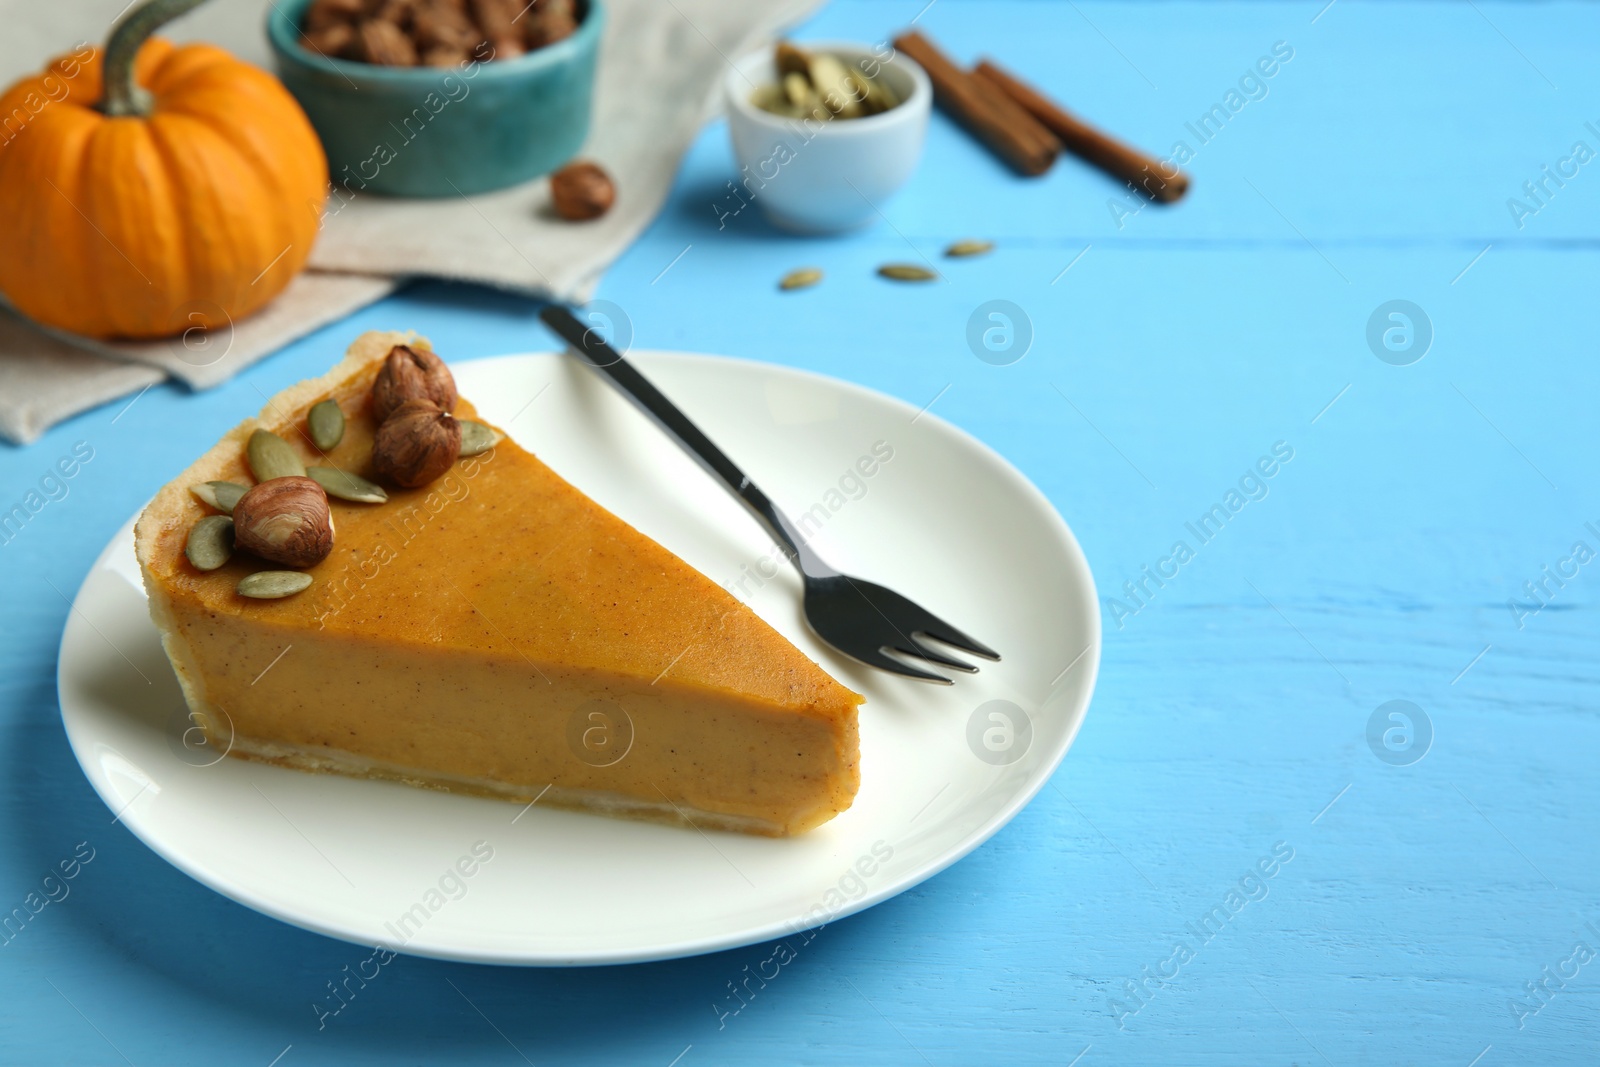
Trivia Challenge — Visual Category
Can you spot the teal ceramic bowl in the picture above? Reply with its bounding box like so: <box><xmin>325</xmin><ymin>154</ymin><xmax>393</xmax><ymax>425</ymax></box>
<box><xmin>266</xmin><ymin>0</ymin><xmax>603</xmax><ymax>197</ymax></box>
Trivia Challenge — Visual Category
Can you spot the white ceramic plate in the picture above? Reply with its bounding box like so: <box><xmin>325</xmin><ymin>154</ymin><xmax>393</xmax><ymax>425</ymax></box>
<box><xmin>57</xmin><ymin>352</ymin><xmax>1099</xmax><ymax>966</ymax></box>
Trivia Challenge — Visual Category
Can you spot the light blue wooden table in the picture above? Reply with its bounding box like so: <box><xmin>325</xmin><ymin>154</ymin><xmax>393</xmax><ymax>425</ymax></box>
<box><xmin>4</xmin><ymin>1</ymin><xmax>1599</xmax><ymax>1062</ymax></box>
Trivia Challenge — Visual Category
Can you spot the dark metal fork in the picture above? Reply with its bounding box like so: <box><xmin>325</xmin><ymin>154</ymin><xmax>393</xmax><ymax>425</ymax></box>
<box><xmin>539</xmin><ymin>305</ymin><xmax>999</xmax><ymax>684</ymax></box>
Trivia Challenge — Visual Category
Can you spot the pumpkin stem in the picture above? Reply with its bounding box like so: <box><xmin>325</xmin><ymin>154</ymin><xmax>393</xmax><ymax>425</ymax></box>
<box><xmin>99</xmin><ymin>0</ymin><xmax>211</xmax><ymax>117</ymax></box>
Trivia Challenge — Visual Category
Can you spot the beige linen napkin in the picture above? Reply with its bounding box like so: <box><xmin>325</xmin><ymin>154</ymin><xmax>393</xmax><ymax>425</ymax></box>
<box><xmin>0</xmin><ymin>0</ymin><xmax>818</xmax><ymax>444</ymax></box>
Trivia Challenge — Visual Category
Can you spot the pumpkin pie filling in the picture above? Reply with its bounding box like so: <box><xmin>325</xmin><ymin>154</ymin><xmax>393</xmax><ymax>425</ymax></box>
<box><xmin>134</xmin><ymin>331</ymin><xmax>863</xmax><ymax>836</ymax></box>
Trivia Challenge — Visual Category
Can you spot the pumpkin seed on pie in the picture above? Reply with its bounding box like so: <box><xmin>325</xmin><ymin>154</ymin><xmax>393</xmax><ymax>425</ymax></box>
<box><xmin>247</xmin><ymin>430</ymin><xmax>306</xmax><ymax>482</ymax></box>
<box><xmin>191</xmin><ymin>481</ymin><xmax>248</xmax><ymax>514</ymax></box>
<box><xmin>185</xmin><ymin>515</ymin><xmax>235</xmax><ymax>571</ymax></box>
<box><xmin>308</xmin><ymin>399</ymin><xmax>345</xmax><ymax>451</ymax></box>
<box><xmin>237</xmin><ymin>570</ymin><xmax>314</xmax><ymax>599</ymax></box>
<box><xmin>458</xmin><ymin>420</ymin><xmax>499</xmax><ymax>457</ymax></box>
<box><xmin>307</xmin><ymin>466</ymin><xmax>388</xmax><ymax>504</ymax></box>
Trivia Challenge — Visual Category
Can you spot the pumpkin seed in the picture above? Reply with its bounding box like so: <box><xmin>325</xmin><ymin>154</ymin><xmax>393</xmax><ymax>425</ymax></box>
<box><xmin>775</xmin><ymin>41</ymin><xmax>811</xmax><ymax>79</ymax></box>
<box><xmin>237</xmin><ymin>570</ymin><xmax>313</xmax><ymax>599</ymax></box>
<box><xmin>247</xmin><ymin>429</ymin><xmax>306</xmax><ymax>482</ymax></box>
<box><xmin>864</xmin><ymin>73</ymin><xmax>899</xmax><ymax>113</ymax></box>
<box><xmin>808</xmin><ymin>53</ymin><xmax>861</xmax><ymax>118</ymax></box>
<box><xmin>782</xmin><ymin>71</ymin><xmax>813</xmax><ymax>109</ymax></box>
<box><xmin>458</xmin><ymin>420</ymin><xmax>500</xmax><ymax>457</ymax></box>
<box><xmin>780</xmin><ymin>268</ymin><xmax>823</xmax><ymax>291</ymax></box>
<box><xmin>190</xmin><ymin>480</ymin><xmax>248</xmax><ymax>514</ymax></box>
<box><xmin>757</xmin><ymin>43</ymin><xmax>898</xmax><ymax>121</ymax></box>
<box><xmin>307</xmin><ymin>466</ymin><xmax>388</xmax><ymax>504</ymax></box>
<box><xmin>945</xmin><ymin>239</ymin><xmax>995</xmax><ymax>258</ymax></box>
<box><xmin>877</xmin><ymin>264</ymin><xmax>939</xmax><ymax>282</ymax></box>
<box><xmin>307</xmin><ymin>399</ymin><xmax>345</xmax><ymax>451</ymax></box>
<box><xmin>749</xmin><ymin>83</ymin><xmax>800</xmax><ymax>118</ymax></box>
<box><xmin>184</xmin><ymin>515</ymin><xmax>235</xmax><ymax>572</ymax></box>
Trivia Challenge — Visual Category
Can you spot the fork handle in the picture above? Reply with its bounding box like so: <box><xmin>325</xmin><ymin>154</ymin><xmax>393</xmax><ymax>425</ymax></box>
<box><xmin>539</xmin><ymin>305</ymin><xmax>836</xmax><ymax>579</ymax></box>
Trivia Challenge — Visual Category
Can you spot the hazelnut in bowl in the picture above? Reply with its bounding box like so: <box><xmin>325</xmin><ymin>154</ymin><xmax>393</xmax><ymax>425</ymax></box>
<box><xmin>266</xmin><ymin>0</ymin><xmax>604</xmax><ymax>197</ymax></box>
<box><xmin>723</xmin><ymin>40</ymin><xmax>931</xmax><ymax>234</ymax></box>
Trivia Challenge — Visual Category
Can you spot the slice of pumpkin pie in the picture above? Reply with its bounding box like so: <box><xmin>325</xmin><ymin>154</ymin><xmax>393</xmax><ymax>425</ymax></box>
<box><xmin>133</xmin><ymin>331</ymin><xmax>862</xmax><ymax>836</ymax></box>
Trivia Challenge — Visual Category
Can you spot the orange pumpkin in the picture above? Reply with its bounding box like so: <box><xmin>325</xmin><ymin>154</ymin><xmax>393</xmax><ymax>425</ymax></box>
<box><xmin>0</xmin><ymin>0</ymin><xmax>328</xmax><ymax>340</ymax></box>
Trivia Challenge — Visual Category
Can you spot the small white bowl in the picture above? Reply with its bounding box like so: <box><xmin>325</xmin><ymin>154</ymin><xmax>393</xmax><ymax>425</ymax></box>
<box><xmin>723</xmin><ymin>40</ymin><xmax>931</xmax><ymax>234</ymax></box>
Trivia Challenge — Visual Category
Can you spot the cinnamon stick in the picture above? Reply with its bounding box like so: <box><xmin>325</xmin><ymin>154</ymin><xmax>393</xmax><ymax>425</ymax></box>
<box><xmin>893</xmin><ymin>31</ymin><xmax>1059</xmax><ymax>177</ymax></box>
<box><xmin>974</xmin><ymin>59</ymin><xmax>1189</xmax><ymax>202</ymax></box>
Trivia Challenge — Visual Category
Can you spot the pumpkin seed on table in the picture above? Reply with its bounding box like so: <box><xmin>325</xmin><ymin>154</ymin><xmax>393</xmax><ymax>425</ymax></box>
<box><xmin>457</xmin><ymin>420</ymin><xmax>500</xmax><ymax>457</ymax></box>
<box><xmin>877</xmin><ymin>264</ymin><xmax>938</xmax><ymax>282</ymax></box>
<box><xmin>190</xmin><ymin>480</ymin><xmax>247</xmax><ymax>514</ymax></box>
<box><xmin>184</xmin><ymin>515</ymin><xmax>235</xmax><ymax>572</ymax></box>
<box><xmin>945</xmin><ymin>239</ymin><xmax>994</xmax><ymax>258</ymax></box>
<box><xmin>307</xmin><ymin>398</ymin><xmax>345</xmax><ymax>451</ymax></box>
<box><xmin>247</xmin><ymin>429</ymin><xmax>306</xmax><ymax>482</ymax></box>
<box><xmin>307</xmin><ymin>466</ymin><xmax>388</xmax><ymax>504</ymax></box>
<box><xmin>237</xmin><ymin>570</ymin><xmax>314</xmax><ymax>599</ymax></box>
<box><xmin>780</xmin><ymin>268</ymin><xmax>823</xmax><ymax>291</ymax></box>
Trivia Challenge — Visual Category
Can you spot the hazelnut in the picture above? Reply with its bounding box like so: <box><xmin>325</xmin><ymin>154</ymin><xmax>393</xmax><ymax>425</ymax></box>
<box><xmin>304</xmin><ymin>0</ymin><xmax>366</xmax><ymax>32</ymax></box>
<box><xmin>414</xmin><ymin>2</ymin><xmax>478</xmax><ymax>50</ymax></box>
<box><xmin>523</xmin><ymin>0</ymin><xmax>577</xmax><ymax>48</ymax></box>
<box><xmin>420</xmin><ymin>44</ymin><xmax>469</xmax><ymax>66</ymax></box>
<box><xmin>233</xmin><ymin>477</ymin><xmax>335</xmax><ymax>568</ymax></box>
<box><xmin>357</xmin><ymin>17</ymin><xmax>419</xmax><ymax>66</ymax></box>
<box><xmin>303</xmin><ymin>22</ymin><xmax>358</xmax><ymax>58</ymax></box>
<box><xmin>468</xmin><ymin>0</ymin><xmax>524</xmax><ymax>56</ymax></box>
<box><xmin>487</xmin><ymin>34</ymin><xmax>527</xmax><ymax>59</ymax></box>
<box><xmin>372</xmin><ymin>344</ymin><xmax>458</xmax><ymax>421</ymax></box>
<box><xmin>550</xmin><ymin>161</ymin><xmax>615</xmax><ymax>221</ymax></box>
<box><xmin>372</xmin><ymin>400</ymin><xmax>462</xmax><ymax>488</ymax></box>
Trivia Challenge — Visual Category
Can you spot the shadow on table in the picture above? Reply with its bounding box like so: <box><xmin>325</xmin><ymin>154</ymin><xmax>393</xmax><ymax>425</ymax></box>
<box><xmin>4</xmin><ymin>683</ymin><xmax>888</xmax><ymax>1062</ymax></box>
<box><xmin>670</xmin><ymin>177</ymin><xmax>811</xmax><ymax>244</ymax></box>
